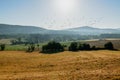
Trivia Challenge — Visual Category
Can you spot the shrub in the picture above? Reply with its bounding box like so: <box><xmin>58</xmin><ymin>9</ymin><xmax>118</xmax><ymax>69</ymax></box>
<box><xmin>26</xmin><ymin>44</ymin><xmax>35</xmax><ymax>52</ymax></box>
<box><xmin>104</xmin><ymin>42</ymin><xmax>114</xmax><ymax>50</ymax></box>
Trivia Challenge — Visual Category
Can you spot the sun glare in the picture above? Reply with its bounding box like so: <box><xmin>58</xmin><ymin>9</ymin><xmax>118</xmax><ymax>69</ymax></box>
<box><xmin>52</xmin><ymin>0</ymin><xmax>79</xmax><ymax>15</ymax></box>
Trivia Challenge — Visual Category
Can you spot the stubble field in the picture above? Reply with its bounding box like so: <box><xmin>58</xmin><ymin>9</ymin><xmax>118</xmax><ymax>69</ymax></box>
<box><xmin>0</xmin><ymin>50</ymin><xmax>120</xmax><ymax>80</ymax></box>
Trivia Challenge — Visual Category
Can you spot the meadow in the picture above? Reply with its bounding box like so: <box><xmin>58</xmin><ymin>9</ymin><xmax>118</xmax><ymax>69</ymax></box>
<box><xmin>0</xmin><ymin>50</ymin><xmax>120</xmax><ymax>80</ymax></box>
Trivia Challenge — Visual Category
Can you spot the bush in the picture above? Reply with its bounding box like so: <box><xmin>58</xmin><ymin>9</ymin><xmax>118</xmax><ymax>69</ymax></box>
<box><xmin>41</xmin><ymin>41</ymin><xmax>64</xmax><ymax>53</ymax></box>
<box><xmin>69</xmin><ymin>42</ymin><xmax>78</xmax><ymax>51</ymax></box>
<box><xmin>104</xmin><ymin>42</ymin><xmax>114</xmax><ymax>50</ymax></box>
<box><xmin>0</xmin><ymin>44</ymin><xmax>5</xmax><ymax>51</ymax></box>
<box><xmin>26</xmin><ymin>44</ymin><xmax>35</xmax><ymax>52</ymax></box>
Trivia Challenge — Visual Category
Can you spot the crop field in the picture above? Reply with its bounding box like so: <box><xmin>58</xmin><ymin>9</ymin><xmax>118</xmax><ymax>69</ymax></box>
<box><xmin>0</xmin><ymin>50</ymin><xmax>120</xmax><ymax>80</ymax></box>
<box><xmin>0</xmin><ymin>39</ymin><xmax>12</xmax><ymax>44</ymax></box>
<box><xmin>86</xmin><ymin>39</ymin><xmax>120</xmax><ymax>50</ymax></box>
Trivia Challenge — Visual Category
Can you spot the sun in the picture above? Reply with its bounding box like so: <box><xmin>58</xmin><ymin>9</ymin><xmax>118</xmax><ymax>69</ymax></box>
<box><xmin>52</xmin><ymin>0</ymin><xmax>79</xmax><ymax>15</ymax></box>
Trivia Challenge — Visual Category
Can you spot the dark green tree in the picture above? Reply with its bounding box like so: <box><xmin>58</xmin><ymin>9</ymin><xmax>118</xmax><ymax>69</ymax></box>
<box><xmin>42</xmin><ymin>41</ymin><xmax>64</xmax><ymax>53</ymax></box>
<box><xmin>104</xmin><ymin>42</ymin><xmax>114</xmax><ymax>50</ymax></box>
<box><xmin>69</xmin><ymin>42</ymin><xmax>78</xmax><ymax>51</ymax></box>
<box><xmin>83</xmin><ymin>43</ymin><xmax>90</xmax><ymax>50</ymax></box>
<box><xmin>79</xmin><ymin>43</ymin><xmax>90</xmax><ymax>50</ymax></box>
<box><xmin>0</xmin><ymin>44</ymin><xmax>5</xmax><ymax>51</ymax></box>
<box><xmin>91</xmin><ymin>46</ymin><xmax>96</xmax><ymax>50</ymax></box>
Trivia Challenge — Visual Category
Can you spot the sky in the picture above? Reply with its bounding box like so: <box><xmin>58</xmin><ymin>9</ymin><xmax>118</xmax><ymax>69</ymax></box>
<box><xmin>0</xmin><ymin>0</ymin><xmax>120</xmax><ymax>30</ymax></box>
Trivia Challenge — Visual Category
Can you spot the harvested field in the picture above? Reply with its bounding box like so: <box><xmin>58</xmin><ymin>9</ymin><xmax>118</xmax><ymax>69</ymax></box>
<box><xmin>0</xmin><ymin>50</ymin><xmax>120</xmax><ymax>80</ymax></box>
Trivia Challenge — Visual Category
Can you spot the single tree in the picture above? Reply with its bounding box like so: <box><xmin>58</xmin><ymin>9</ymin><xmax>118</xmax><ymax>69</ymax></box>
<box><xmin>104</xmin><ymin>42</ymin><xmax>114</xmax><ymax>50</ymax></box>
<box><xmin>79</xmin><ymin>43</ymin><xmax>90</xmax><ymax>50</ymax></box>
<box><xmin>69</xmin><ymin>42</ymin><xmax>78</xmax><ymax>51</ymax></box>
<box><xmin>41</xmin><ymin>41</ymin><xmax>64</xmax><ymax>53</ymax></box>
<box><xmin>0</xmin><ymin>44</ymin><xmax>5</xmax><ymax>51</ymax></box>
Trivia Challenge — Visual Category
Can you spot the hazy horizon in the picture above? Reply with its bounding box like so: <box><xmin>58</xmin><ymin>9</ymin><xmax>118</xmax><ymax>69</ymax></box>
<box><xmin>0</xmin><ymin>23</ymin><xmax>120</xmax><ymax>30</ymax></box>
<box><xmin>0</xmin><ymin>0</ymin><xmax>120</xmax><ymax>30</ymax></box>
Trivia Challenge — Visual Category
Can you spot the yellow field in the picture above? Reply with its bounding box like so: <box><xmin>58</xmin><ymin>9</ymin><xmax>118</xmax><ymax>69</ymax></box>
<box><xmin>0</xmin><ymin>51</ymin><xmax>120</xmax><ymax>80</ymax></box>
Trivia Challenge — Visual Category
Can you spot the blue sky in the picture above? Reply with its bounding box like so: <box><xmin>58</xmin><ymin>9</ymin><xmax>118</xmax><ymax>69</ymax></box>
<box><xmin>0</xmin><ymin>0</ymin><xmax>120</xmax><ymax>30</ymax></box>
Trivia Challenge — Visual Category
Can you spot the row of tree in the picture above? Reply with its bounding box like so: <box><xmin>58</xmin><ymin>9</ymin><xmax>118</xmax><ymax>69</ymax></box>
<box><xmin>0</xmin><ymin>34</ymin><xmax>99</xmax><ymax>45</ymax></box>
<box><xmin>40</xmin><ymin>41</ymin><xmax>114</xmax><ymax>53</ymax></box>
<box><xmin>68</xmin><ymin>42</ymin><xmax>114</xmax><ymax>51</ymax></box>
<box><xmin>69</xmin><ymin>42</ymin><xmax>91</xmax><ymax>51</ymax></box>
<box><xmin>0</xmin><ymin>41</ymin><xmax>114</xmax><ymax>52</ymax></box>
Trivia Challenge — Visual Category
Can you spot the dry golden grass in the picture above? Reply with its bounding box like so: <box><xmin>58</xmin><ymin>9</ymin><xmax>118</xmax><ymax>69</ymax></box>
<box><xmin>0</xmin><ymin>50</ymin><xmax>120</xmax><ymax>80</ymax></box>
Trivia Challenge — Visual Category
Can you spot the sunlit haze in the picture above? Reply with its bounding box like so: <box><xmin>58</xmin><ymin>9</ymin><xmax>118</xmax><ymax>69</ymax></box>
<box><xmin>52</xmin><ymin>0</ymin><xmax>79</xmax><ymax>16</ymax></box>
<box><xmin>0</xmin><ymin>0</ymin><xmax>120</xmax><ymax>30</ymax></box>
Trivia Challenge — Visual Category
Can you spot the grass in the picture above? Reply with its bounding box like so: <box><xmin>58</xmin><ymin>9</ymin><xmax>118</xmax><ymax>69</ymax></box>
<box><xmin>5</xmin><ymin>43</ymin><xmax>46</xmax><ymax>51</ymax></box>
<box><xmin>0</xmin><ymin>50</ymin><xmax>120</xmax><ymax>80</ymax></box>
<box><xmin>5</xmin><ymin>45</ymin><xmax>27</xmax><ymax>51</ymax></box>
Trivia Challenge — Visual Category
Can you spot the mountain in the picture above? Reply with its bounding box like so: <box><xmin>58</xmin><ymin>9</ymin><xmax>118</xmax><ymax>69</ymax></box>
<box><xmin>68</xmin><ymin>26</ymin><xmax>99</xmax><ymax>30</ymax></box>
<box><xmin>0</xmin><ymin>24</ymin><xmax>120</xmax><ymax>35</ymax></box>
<box><xmin>65</xmin><ymin>26</ymin><xmax>120</xmax><ymax>35</ymax></box>
<box><xmin>0</xmin><ymin>24</ymin><xmax>48</xmax><ymax>34</ymax></box>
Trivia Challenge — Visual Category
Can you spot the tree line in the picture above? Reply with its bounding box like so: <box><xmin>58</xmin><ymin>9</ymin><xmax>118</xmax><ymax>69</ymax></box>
<box><xmin>68</xmin><ymin>42</ymin><xmax>114</xmax><ymax>51</ymax></box>
<box><xmin>0</xmin><ymin>34</ymin><xmax>99</xmax><ymax>44</ymax></box>
<box><xmin>25</xmin><ymin>41</ymin><xmax>115</xmax><ymax>53</ymax></box>
<box><xmin>0</xmin><ymin>41</ymin><xmax>115</xmax><ymax>52</ymax></box>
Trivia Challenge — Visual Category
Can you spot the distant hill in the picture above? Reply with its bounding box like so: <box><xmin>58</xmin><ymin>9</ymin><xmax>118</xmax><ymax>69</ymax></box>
<box><xmin>0</xmin><ymin>24</ymin><xmax>48</xmax><ymax>34</ymax></box>
<box><xmin>65</xmin><ymin>26</ymin><xmax>120</xmax><ymax>35</ymax></box>
<box><xmin>0</xmin><ymin>24</ymin><xmax>120</xmax><ymax>35</ymax></box>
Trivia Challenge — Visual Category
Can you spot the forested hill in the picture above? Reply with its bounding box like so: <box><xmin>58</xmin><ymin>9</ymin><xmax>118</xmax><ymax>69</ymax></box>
<box><xmin>64</xmin><ymin>26</ymin><xmax>120</xmax><ymax>35</ymax></box>
<box><xmin>0</xmin><ymin>24</ymin><xmax>48</xmax><ymax>34</ymax></box>
<box><xmin>0</xmin><ymin>24</ymin><xmax>120</xmax><ymax>35</ymax></box>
